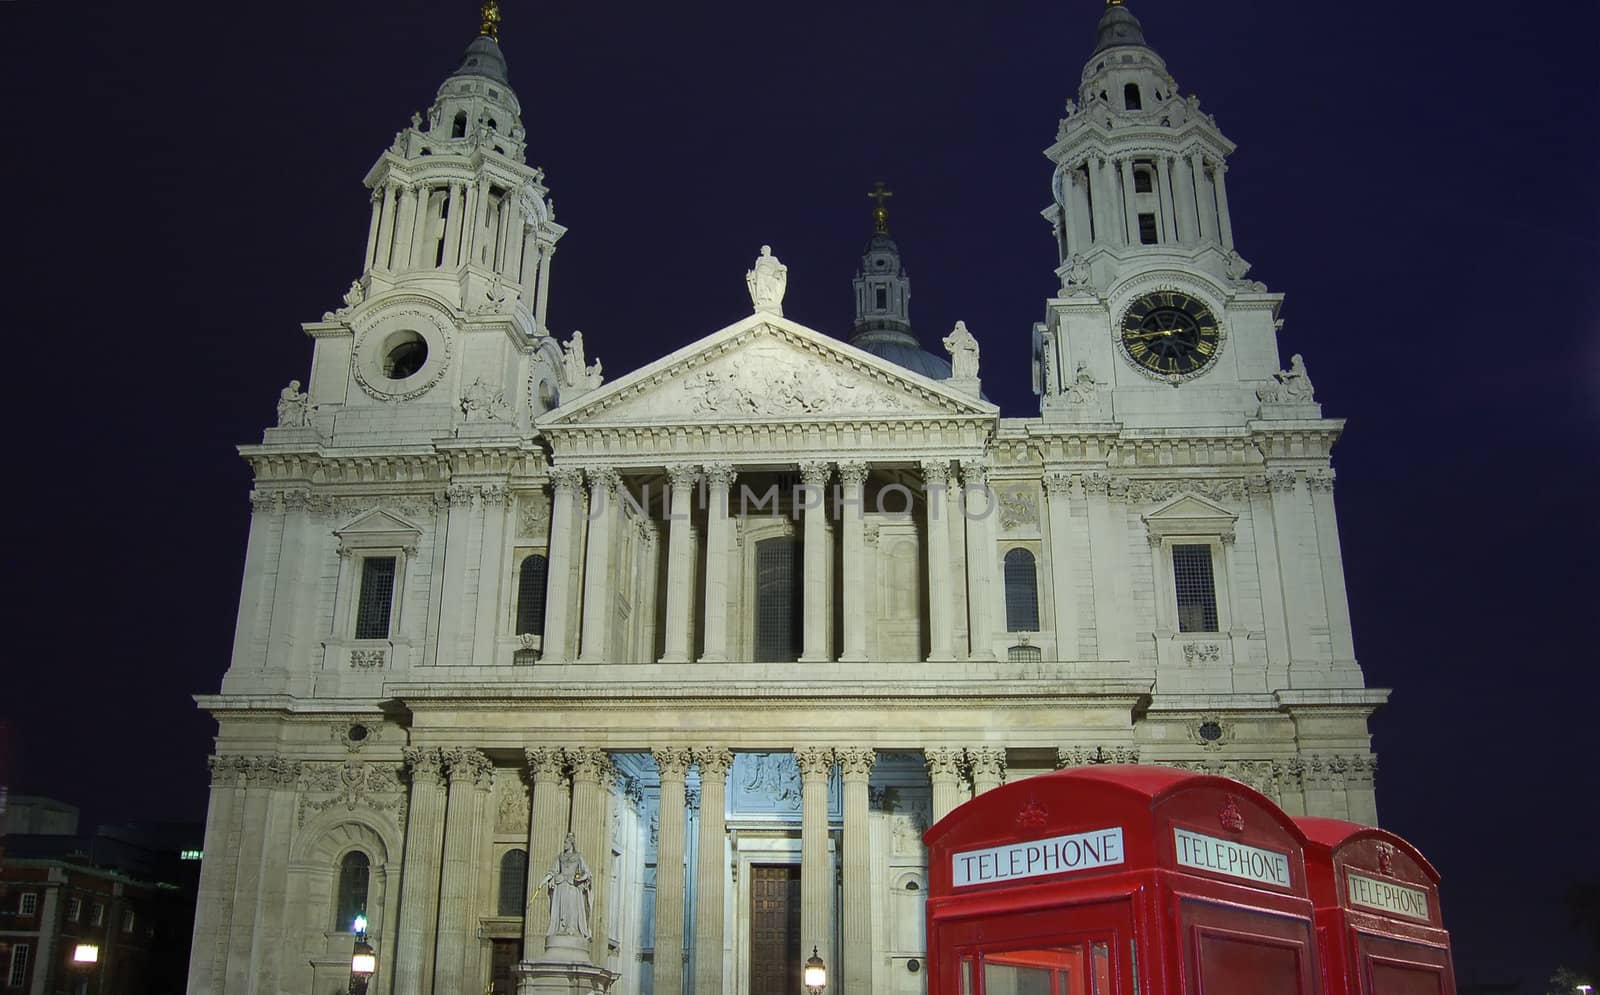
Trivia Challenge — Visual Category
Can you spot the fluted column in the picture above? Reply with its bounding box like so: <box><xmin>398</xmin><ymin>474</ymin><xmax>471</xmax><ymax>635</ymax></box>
<box><xmin>391</xmin><ymin>185</ymin><xmax>417</xmax><ymax>270</ymax></box>
<box><xmin>969</xmin><ymin>747</ymin><xmax>1006</xmax><ymax>795</ymax></box>
<box><xmin>363</xmin><ymin>187</ymin><xmax>384</xmax><ymax>271</ymax></box>
<box><xmin>693</xmin><ymin>748</ymin><xmax>734</xmax><ymax>995</ymax></box>
<box><xmin>1119</xmin><ymin>158</ymin><xmax>1140</xmax><ymax>243</ymax></box>
<box><xmin>925</xmin><ymin>748</ymin><xmax>965</xmax><ymax>822</ymax></box>
<box><xmin>661</xmin><ymin>464</ymin><xmax>699</xmax><ymax>663</ymax></box>
<box><xmin>519</xmin><ymin>236</ymin><xmax>541</xmax><ymax>307</ymax></box>
<box><xmin>837</xmin><ymin>461</ymin><xmax>870</xmax><ymax>662</ymax></box>
<box><xmin>374</xmin><ymin>182</ymin><xmax>398</xmax><ymax>272</ymax></box>
<box><xmin>472</xmin><ymin>484</ymin><xmax>510</xmax><ymax>668</ymax></box>
<box><xmin>959</xmin><ymin>461</ymin><xmax>997</xmax><ymax>661</ymax></box>
<box><xmin>837</xmin><ymin>748</ymin><xmax>875</xmax><ymax>995</ymax></box>
<box><xmin>1191</xmin><ymin>152</ymin><xmax>1217</xmax><ymax>243</ymax></box>
<box><xmin>1103</xmin><ymin>157</ymin><xmax>1126</xmax><ymax>245</ymax></box>
<box><xmin>434</xmin><ymin>484</ymin><xmax>476</xmax><ymax>666</ymax></box>
<box><xmin>541</xmin><ymin>468</ymin><xmax>585</xmax><ymax>664</ymax></box>
<box><xmin>1155</xmin><ymin>156</ymin><xmax>1177</xmax><ymax>243</ymax></box>
<box><xmin>567</xmin><ymin>748</ymin><xmax>614</xmax><ymax>964</ymax></box>
<box><xmin>441</xmin><ymin>181</ymin><xmax>465</xmax><ymax>268</ymax></box>
<box><xmin>1172</xmin><ymin>157</ymin><xmax>1199</xmax><ymax>243</ymax></box>
<box><xmin>579</xmin><ymin>467</ymin><xmax>621</xmax><ymax>663</ymax></box>
<box><xmin>535</xmin><ymin>244</ymin><xmax>555</xmax><ymax>330</ymax></box>
<box><xmin>1213</xmin><ymin>161</ymin><xmax>1235</xmax><ymax>249</ymax></box>
<box><xmin>410</xmin><ymin>184</ymin><xmax>433</xmax><ymax>267</ymax></box>
<box><xmin>434</xmin><ymin>748</ymin><xmax>493</xmax><ymax>991</ymax></box>
<box><xmin>701</xmin><ymin>465</ymin><xmax>736</xmax><ymax>662</ymax></box>
<box><xmin>796</xmin><ymin>748</ymin><xmax>835</xmax><ymax>986</ymax></box>
<box><xmin>523</xmin><ymin>748</ymin><xmax>568</xmax><ymax>954</ymax></box>
<box><xmin>393</xmin><ymin>749</ymin><xmax>447</xmax><ymax>995</ymax></box>
<box><xmin>652</xmin><ymin>748</ymin><xmax>693</xmax><ymax>995</ymax></box>
<box><xmin>1042</xmin><ymin>473</ymin><xmax>1080</xmax><ymax>660</ymax></box>
<box><xmin>799</xmin><ymin>462</ymin><xmax>832</xmax><ymax>662</ymax></box>
<box><xmin>922</xmin><ymin>462</ymin><xmax>955</xmax><ymax>660</ymax></box>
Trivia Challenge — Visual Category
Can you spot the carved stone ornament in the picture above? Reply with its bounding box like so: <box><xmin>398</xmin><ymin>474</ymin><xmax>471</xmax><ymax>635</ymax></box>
<box><xmin>793</xmin><ymin>747</ymin><xmax>836</xmax><ymax>780</ymax></box>
<box><xmin>1256</xmin><ymin>353</ymin><xmax>1317</xmax><ymax>405</ymax></box>
<box><xmin>1015</xmin><ymin>797</ymin><xmax>1048</xmax><ymax>831</ymax></box>
<box><xmin>275</xmin><ymin>380</ymin><xmax>312</xmax><ymax>428</ymax></box>
<box><xmin>1182</xmin><ymin>643</ymin><xmax>1222</xmax><ymax>665</ymax></box>
<box><xmin>746</xmin><ymin>245</ymin><xmax>788</xmax><ymax>316</ymax></box>
<box><xmin>1064</xmin><ymin>362</ymin><xmax>1100</xmax><ymax>405</ymax></box>
<box><xmin>1265</xmin><ymin>468</ymin><xmax>1299</xmax><ymax>493</ymax></box>
<box><xmin>350</xmin><ymin>649</ymin><xmax>386</xmax><ymax>669</ymax></box>
<box><xmin>1187</xmin><ymin>715</ymin><xmax>1233</xmax><ymax>750</ymax></box>
<box><xmin>1057</xmin><ymin>745</ymin><xmax>1140</xmax><ymax>768</ymax></box>
<box><xmin>682</xmin><ymin>353</ymin><xmax>909</xmax><ymax>417</ymax></box>
<box><xmin>460</xmin><ymin>377</ymin><xmax>512</xmax><ymax>423</ymax></box>
<box><xmin>519</xmin><ymin>494</ymin><xmax>551</xmax><ymax>538</ymax></box>
<box><xmin>942</xmin><ymin>320</ymin><xmax>981</xmax><ymax>381</ymax></box>
<box><xmin>350</xmin><ymin>302</ymin><xmax>453</xmax><ymax>402</ymax></box>
<box><xmin>496</xmin><ymin>772</ymin><xmax>531</xmax><ymax>834</ymax></box>
<box><xmin>298</xmin><ymin>758</ymin><xmax>406</xmax><ymax>828</ymax></box>
<box><xmin>736</xmin><ymin>753</ymin><xmax>801</xmax><ymax>812</ymax></box>
<box><xmin>1218</xmin><ymin>796</ymin><xmax>1246</xmax><ymax>834</ymax></box>
<box><xmin>924</xmin><ymin>747</ymin><xmax>964</xmax><ymax>780</ymax></box>
<box><xmin>561</xmin><ymin>331</ymin><xmax>604</xmax><ymax>392</ymax></box>
<box><xmin>836</xmin><ymin>747</ymin><xmax>876</xmax><ymax>779</ymax></box>
<box><xmin>1064</xmin><ymin>253</ymin><xmax>1095</xmax><ymax>296</ymax></box>
<box><xmin>997</xmin><ymin>487</ymin><xmax>1040</xmax><ymax>530</ymax></box>
<box><xmin>695</xmin><ymin>747</ymin><xmax>735</xmax><ymax>780</ymax></box>
<box><xmin>653</xmin><ymin>746</ymin><xmax>694</xmax><ymax>780</ymax></box>
<box><xmin>968</xmin><ymin>747</ymin><xmax>1006</xmax><ymax>782</ymax></box>
<box><xmin>442</xmin><ymin>747</ymin><xmax>494</xmax><ymax>788</ymax></box>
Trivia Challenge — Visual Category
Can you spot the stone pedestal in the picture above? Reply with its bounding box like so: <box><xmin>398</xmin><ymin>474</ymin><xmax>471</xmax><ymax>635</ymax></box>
<box><xmin>514</xmin><ymin>948</ymin><xmax>618</xmax><ymax>995</ymax></box>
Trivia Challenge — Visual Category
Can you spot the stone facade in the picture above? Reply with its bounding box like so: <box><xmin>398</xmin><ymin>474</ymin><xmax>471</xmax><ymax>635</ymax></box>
<box><xmin>189</xmin><ymin>4</ymin><xmax>1383</xmax><ymax>995</ymax></box>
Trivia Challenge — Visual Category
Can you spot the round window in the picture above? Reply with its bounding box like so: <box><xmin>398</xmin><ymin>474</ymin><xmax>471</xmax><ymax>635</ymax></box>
<box><xmin>348</xmin><ymin>723</ymin><xmax>369</xmax><ymax>742</ymax></box>
<box><xmin>1197</xmin><ymin>720</ymin><xmax>1224</xmax><ymax>742</ymax></box>
<box><xmin>383</xmin><ymin>331</ymin><xmax>429</xmax><ymax>380</ymax></box>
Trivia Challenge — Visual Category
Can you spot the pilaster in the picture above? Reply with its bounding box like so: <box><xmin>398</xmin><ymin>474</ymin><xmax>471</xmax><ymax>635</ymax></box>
<box><xmin>541</xmin><ymin>468</ymin><xmax>585</xmax><ymax>664</ymax></box>
<box><xmin>837</xmin><ymin>748</ymin><xmax>875</xmax><ymax>995</ymax></box>
<box><xmin>579</xmin><ymin>467</ymin><xmax>621</xmax><ymax>663</ymax></box>
<box><xmin>472</xmin><ymin>484</ymin><xmax>511</xmax><ymax>668</ymax></box>
<box><xmin>701</xmin><ymin>465</ymin><xmax>736</xmax><ymax>663</ymax></box>
<box><xmin>796</xmin><ymin>747</ymin><xmax>835</xmax><ymax>987</ymax></box>
<box><xmin>651</xmin><ymin>747</ymin><xmax>693</xmax><ymax>995</ymax></box>
<box><xmin>1042</xmin><ymin>473</ymin><xmax>1080</xmax><ymax>659</ymax></box>
<box><xmin>394</xmin><ymin>749</ymin><xmax>447</xmax><ymax>995</ymax></box>
<box><xmin>960</xmin><ymin>461</ymin><xmax>997</xmax><ymax>662</ymax></box>
<box><xmin>838</xmin><ymin>462</ymin><xmax>869</xmax><ymax>662</ymax></box>
<box><xmin>922</xmin><ymin>462</ymin><xmax>955</xmax><ymax>661</ymax></box>
<box><xmin>661</xmin><ymin>465</ymin><xmax>699</xmax><ymax>663</ymax></box>
<box><xmin>692</xmin><ymin>748</ymin><xmax>734</xmax><ymax>995</ymax></box>
<box><xmin>799</xmin><ymin>462</ymin><xmax>833</xmax><ymax>663</ymax></box>
<box><xmin>433</xmin><ymin>748</ymin><xmax>493</xmax><ymax>992</ymax></box>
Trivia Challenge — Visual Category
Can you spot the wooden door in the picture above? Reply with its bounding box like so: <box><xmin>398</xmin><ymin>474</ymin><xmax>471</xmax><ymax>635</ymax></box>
<box><xmin>750</xmin><ymin>864</ymin><xmax>802</xmax><ymax>995</ymax></box>
<box><xmin>489</xmin><ymin>938</ymin><xmax>522</xmax><ymax>995</ymax></box>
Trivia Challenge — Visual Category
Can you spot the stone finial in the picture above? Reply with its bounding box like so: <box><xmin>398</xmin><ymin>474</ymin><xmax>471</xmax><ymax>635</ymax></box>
<box><xmin>746</xmin><ymin>245</ymin><xmax>788</xmax><ymax>316</ymax></box>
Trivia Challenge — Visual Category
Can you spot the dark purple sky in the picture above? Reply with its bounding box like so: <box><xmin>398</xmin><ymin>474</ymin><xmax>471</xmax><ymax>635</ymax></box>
<box><xmin>4</xmin><ymin>1</ymin><xmax>1596</xmax><ymax>988</ymax></box>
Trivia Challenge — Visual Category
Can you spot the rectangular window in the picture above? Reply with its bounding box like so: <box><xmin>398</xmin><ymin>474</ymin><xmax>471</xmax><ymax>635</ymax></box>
<box><xmin>17</xmin><ymin>893</ymin><xmax>36</xmax><ymax>916</ymax></box>
<box><xmin>754</xmin><ymin>538</ymin><xmax>802</xmax><ymax>662</ymax></box>
<box><xmin>7</xmin><ymin>945</ymin><xmax>28</xmax><ymax>988</ymax></box>
<box><xmin>67</xmin><ymin>897</ymin><xmax>82</xmax><ymax>921</ymax></box>
<box><xmin>122</xmin><ymin>909</ymin><xmax>136</xmax><ymax>933</ymax></box>
<box><xmin>874</xmin><ymin>287</ymin><xmax>888</xmax><ymax>310</ymax></box>
<box><xmin>354</xmin><ymin>556</ymin><xmax>398</xmax><ymax>639</ymax></box>
<box><xmin>1138</xmin><ymin>212</ymin><xmax>1159</xmax><ymax>244</ymax></box>
<box><xmin>91</xmin><ymin>903</ymin><xmax>105</xmax><ymax>926</ymax></box>
<box><xmin>1172</xmin><ymin>543</ymin><xmax>1219</xmax><ymax>633</ymax></box>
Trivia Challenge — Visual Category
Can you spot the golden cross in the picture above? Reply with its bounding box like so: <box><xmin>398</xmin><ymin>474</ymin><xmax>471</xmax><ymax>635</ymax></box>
<box><xmin>480</xmin><ymin>0</ymin><xmax>502</xmax><ymax>40</ymax></box>
<box><xmin>867</xmin><ymin>181</ymin><xmax>893</xmax><ymax>233</ymax></box>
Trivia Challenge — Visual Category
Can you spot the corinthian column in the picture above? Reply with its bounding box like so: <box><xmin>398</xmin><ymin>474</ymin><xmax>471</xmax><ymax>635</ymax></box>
<box><xmin>393</xmin><ymin>749</ymin><xmax>447</xmax><ymax>995</ymax></box>
<box><xmin>922</xmin><ymin>462</ymin><xmax>955</xmax><ymax>660</ymax></box>
<box><xmin>701</xmin><ymin>465</ymin><xmax>736</xmax><ymax>662</ymax></box>
<box><xmin>969</xmin><ymin>747</ymin><xmax>1006</xmax><ymax>795</ymax></box>
<box><xmin>837</xmin><ymin>748</ymin><xmax>876</xmax><ymax>995</ymax></box>
<box><xmin>661</xmin><ymin>464</ymin><xmax>699</xmax><ymax>663</ymax></box>
<box><xmin>960</xmin><ymin>460</ymin><xmax>997</xmax><ymax>662</ymax></box>
<box><xmin>566</xmin><ymin>748</ymin><xmax>614</xmax><ymax>964</ymax></box>
<box><xmin>523</xmin><ymin>748</ymin><xmax>568</xmax><ymax>952</ymax></box>
<box><xmin>434</xmin><ymin>748</ymin><xmax>494</xmax><ymax>992</ymax></box>
<box><xmin>692</xmin><ymin>748</ymin><xmax>734</xmax><ymax>995</ymax></box>
<box><xmin>796</xmin><ymin>747</ymin><xmax>835</xmax><ymax>979</ymax></box>
<box><xmin>541</xmin><ymin>468</ymin><xmax>585</xmax><ymax>664</ymax></box>
<box><xmin>925</xmin><ymin>748</ymin><xmax>965</xmax><ymax>821</ymax></box>
<box><xmin>652</xmin><ymin>748</ymin><xmax>694</xmax><ymax>995</ymax></box>
<box><xmin>798</xmin><ymin>462</ymin><xmax>833</xmax><ymax>662</ymax></box>
<box><xmin>579</xmin><ymin>467</ymin><xmax>621</xmax><ymax>663</ymax></box>
<box><xmin>838</xmin><ymin>462</ymin><xmax>869</xmax><ymax>662</ymax></box>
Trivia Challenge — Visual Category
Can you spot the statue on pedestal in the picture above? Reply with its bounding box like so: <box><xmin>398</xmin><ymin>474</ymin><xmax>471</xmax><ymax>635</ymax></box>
<box><xmin>539</xmin><ymin>833</ymin><xmax>593</xmax><ymax>940</ymax></box>
<box><xmin>943</xmin><ymin>320</ymin><xmax>980</xmax><ymax>381</ymax></box>
<box><xmin>275</xmin><ymin>380</ymin><xmax>311</xmax><ymax>428</ymax></box>
<box><xmin>746</xmin><ymin>245</ymin><xmax>787</xmax><ymax>316</ymax></box>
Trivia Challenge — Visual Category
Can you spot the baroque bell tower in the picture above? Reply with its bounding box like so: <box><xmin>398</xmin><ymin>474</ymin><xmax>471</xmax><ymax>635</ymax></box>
<box><xmin>1034</xmin><ymin>0</ymin><xmax>1301</xmax><ymax>429</ymax></box>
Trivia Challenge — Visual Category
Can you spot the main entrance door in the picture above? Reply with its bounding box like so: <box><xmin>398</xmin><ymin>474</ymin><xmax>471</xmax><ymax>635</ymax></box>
<box><xmin>749</xmin><ymin>864</ymin><xmax>802</xmax><ymax>995</ymax></box>
<box><xmin>490</xmin><ymin>938</ymin><xmax>522</xmax><ymax>995</ymax></box>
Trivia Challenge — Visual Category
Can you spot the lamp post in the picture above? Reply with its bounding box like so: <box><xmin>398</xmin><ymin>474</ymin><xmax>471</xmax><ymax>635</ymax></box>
<box><xmin>349</xmin><ymin>915</ymin><xmax>376</xmax><ymax>995</ymax></box>
<box><xmin>803</xmin><ymin>946</ymin><xmax>827</xmax><ymax>995</ymax></box>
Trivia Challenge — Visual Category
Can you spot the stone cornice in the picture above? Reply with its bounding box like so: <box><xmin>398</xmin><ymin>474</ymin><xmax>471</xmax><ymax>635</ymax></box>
<box><xmin>541</xmin><ymin>420</ymin><xmax>994</xmax><ymax>466</ymax></box>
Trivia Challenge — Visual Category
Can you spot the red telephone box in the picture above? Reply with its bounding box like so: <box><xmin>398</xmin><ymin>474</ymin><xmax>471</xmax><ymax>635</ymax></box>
<box><xmin>1297</xmin><ymin>817</ymin><xmax>1456</xmax><ymax>995</ymax></box>
<box><xmin>924</xmin><ymin>765</ymin><xmax>1322</xmax><ymax>995</ymax></box>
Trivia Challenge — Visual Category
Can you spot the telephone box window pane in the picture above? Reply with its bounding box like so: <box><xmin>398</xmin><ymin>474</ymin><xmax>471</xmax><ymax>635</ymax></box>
<box><xmin>1172</xmin><ymin>543</ymin><xmax>1218</xmax><ymax>633</ymax></box>
<box><xmin>754</xmin><ymin>538</ymin><xmax>802</xmax><ymax>662</ymax></box>
<box><xmin>515</xmin><ymin>554</ymin><xmax>549</xmax><ymax>636</ymax></box>
<box><xmin>355</xmin><ymin>557</ymin><xmax>397</xmax><ymax>639</ymax></box>
<box><xmin>1197</xmin><ymin>934</ymin><xmax>1300</xmax><ymax>995</ymax></box>
<box><xmin>961</xmin><ymin>958</ymin><xmax>974</xmax><ymax>995</ymax></box>
<box><xmin>985</xmin><ymin>947</ymin><xmax>1091</xmax><ymax>995</ymax></box>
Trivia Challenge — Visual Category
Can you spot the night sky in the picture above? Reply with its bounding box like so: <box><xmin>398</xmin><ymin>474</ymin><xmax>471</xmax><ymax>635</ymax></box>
<box><xmin>3</xmin><ymin>1</ymin><xmax>1596</xmax><ymax>989</ymax></box>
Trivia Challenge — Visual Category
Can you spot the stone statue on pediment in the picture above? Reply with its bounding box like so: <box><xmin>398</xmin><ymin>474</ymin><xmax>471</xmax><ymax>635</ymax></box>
<box><xmin>746</xmin><ymin>245</ymin><xmax>787</xmax><ymax>316</ymax></box>
<box><xmin>276</xmin><ymin>380</ymin><xmax>311</xmax><ymax>428</ymax></box>
<box><xmin>562</xmin><ymin>331</ymin><xmax>603</xmax><ymax>392</ymax></box>
<box><xmin>943</xmin><ymin>320</ymin><xmax>980</xmax><ymax>381</ymax></box>
<box><xmin>1257</xmin><ymin>353</ymin><xmax>1316</xmax><ymax>404</ymax></box>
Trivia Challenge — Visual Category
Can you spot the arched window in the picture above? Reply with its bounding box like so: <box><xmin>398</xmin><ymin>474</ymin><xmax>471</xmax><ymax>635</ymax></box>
<box><xmin>451</xmin><ymin>111</ymin><xmax>468</xmax><ymax>138</ymax></box>
<box><xmin>498</xmin><ymin>849</ymin><xmax>529</xmax><ymax>916</ymax></box>
<box><xmin>516</xmin><ymin>554</ymin><xmax>549</xmax><ymax>636</ymax></box>
<box><xmin>1123</xmin><ymin>83</ymin><xmax>1142</xmax><ymax>111</ymax></box>
<box><xmin>754</xmin><ymin>537</ymin><xmax>803</xmax><ymax>662</ymax></box>
<box><xmin>1003</xmin><ymin>549</ymin><xmax>1040</xmax><ymax>632</ymax></box>
<box><xmin>334</xmin><ymin>850</ymin><xmax>370</xmax><ymax>932</ymax></box>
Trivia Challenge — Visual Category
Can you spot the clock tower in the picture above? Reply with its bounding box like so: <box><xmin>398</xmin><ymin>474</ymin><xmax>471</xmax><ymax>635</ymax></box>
<box><xmin>1035</xmin><ymin>0</ymin><xmax>1309</xmax><ymax>428</ymax></box>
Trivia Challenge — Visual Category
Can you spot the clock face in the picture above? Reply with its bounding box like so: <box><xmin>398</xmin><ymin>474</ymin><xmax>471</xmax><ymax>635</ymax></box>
<box><xmin>1119</xmin><ymin>291</ymin><xmax>1221</xmax><ymax>377</ymax></box>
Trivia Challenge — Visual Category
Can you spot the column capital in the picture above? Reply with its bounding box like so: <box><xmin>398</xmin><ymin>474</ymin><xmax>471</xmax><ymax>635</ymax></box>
<box><xmin>794</xmin><ymin>747</ymin><xmax>835</xmax><ymax>780</ymax></box>
<box><xmin>1042</xmin><ymin>471</ymin><xmax>1074</xmax><ymax>496</ymax></box>
<box><xmin>968</xmin><ymin>746</ymin><xmax>1006</xmax><ymax>781</ymax></box>
<box><xmin>695</xmin><ymin>747</ymin><xmax>735</xmax><ymax>780</ymax></box>
<box><xmin>441</xmin><ymin>747</ymin><xmax>494</xmax><ymax>788</ymax></box>
<box><xmin>523</xmin><ymin>747</ymin><xmax>565</xmax><ymax>783</ymax></box>
<box><xmin>653</xmin><ymin>746</ymin><xmax>695</xmax><ymax>780</ymax></box>
<box><xmin>1306</xmin><ymin>468</ymin><xmax>1336</xmax><ymax>493</ymax></box>
<box><xmin>1265</xmin><ymin>468</ymin><xmax>1300</xmax><ymax>493</ymax></box>
<box><xmin>837</xmin><ymin>461</ymin><xmax>869</xmax><ymax>488</ymax></box>
<box><xmin>549</xmin><ymin>466</ymin><xmax>585</xmax><ymax>492</ymax></box>
<box><xmin>836</xmin><ymin>747</ymin><xmax>876</xmax><ymax>780</ymax></box>
<box><xmin>404</xmin><ymin>747</ymin><xmax>446</xmax><ymax>787</ymax></box>
<box><xmin>703</xmin><ymin>462</ymin><xmax>737</xmax><ymax>489</ymax></box>
<box><xmin>565</xmin><ymin>746</ymin><xmax>613</xmax><ymax>784</ymax></box>
<box><xmin>798</xmin><ymin>460</ymin><xmax>832</xmax><ymax>487</ymax></box>
<box><xmin>957</xmin><ymin>459</ymin><xmax>990</xmax><ymax>487</ymax></box>
<box><xmin>585</xmin><ymin>466</ymin><xmax>622</xmax><ymax>492</ymax></box>
<box><xmin>924</xmin><ymin>747</ymin><xmax>964</xmax><ymax>781</ymax></box>
<box><xmin>921</xmin><ymin>460</ymin><xmax>952</xmax><ymax>486</ymax></box>
<box><xmin>665</xmin><ymin>463</ymin><xmax>701</xmax><ymax>489</ymax></box>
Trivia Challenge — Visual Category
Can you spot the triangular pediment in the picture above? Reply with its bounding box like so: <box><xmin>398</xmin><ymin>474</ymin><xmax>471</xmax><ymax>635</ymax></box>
<box><xmin>538</xmin><ymin>313</ymin><xmax>996</xmax><ymax>429</ymax></box>
<box><xmin>334</xmin><ymin>509</ymin><xmax>422</xmax><ymax>538</ymax></box>
<box><xmin>1141</xmin><ymin>491</ymin><xmax>1236</xmax><ymax>540</ymax></box>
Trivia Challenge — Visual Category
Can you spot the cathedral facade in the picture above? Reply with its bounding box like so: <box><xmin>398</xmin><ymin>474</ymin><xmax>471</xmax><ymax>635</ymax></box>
<box><xmin>188</xmin><ymin>3</ymin><xmax>1384</xmax><ymax>994</ymax></box>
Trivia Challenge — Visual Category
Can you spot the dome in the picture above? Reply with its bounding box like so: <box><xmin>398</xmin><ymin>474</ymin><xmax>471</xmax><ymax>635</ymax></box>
<box><xmin>450</xmin><ymin>36</ymin><xmax>510</xmax><ymax>86</ymax></box>
<box><xmin>852</xmin><ymin>329</ymin><xmax>954</xmax><ymax>381</ymax></box>
<box><xmin>1093</xmin><ymin>4</ymin><xmax>1149</xmax><ymax>54</ymax></box>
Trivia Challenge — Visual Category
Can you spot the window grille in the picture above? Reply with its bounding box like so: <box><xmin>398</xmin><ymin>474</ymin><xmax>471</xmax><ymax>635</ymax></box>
<box><xmin>498</xmin><ymin>849</ymin><xmax>529</xmax><ymax>916</ymax></box>
<box><xmin>354</xmin><ymin>557</ymin><xmax>397</xmax><ymax>639</ymax></box>
<box><xmin>334</xmin><ymin>850</ymin><xmax>371</xmax><ymax>932</ymax></box>
<box><xmin>7</xmin><ymin>945</ymin><xmax>28</xmax><ymax>988</ymax></box>
<box><xmin>17</xmin><ymin>893</ymin><xmax>36</xmax><ymax>916</ymax></box>
<box><xmin>67</xmin><ymin>897</ymin><xmax>81</xmax><ymax>922</ymax></box>
<box><xmin>754</xmin><ymin>538</ymin><xmax>802</xmax><ymax>662</ymax></box>
<box><xmin>122</xmin><ymin>910</ymin><xmax>135</xmax><ymax>933</ymax></box>
<box><xmin>91</xmin><ymin>903</ymin><xmax>105</xmax><ymax>926</ymax></box>
<box><xmin>1003</xmin><ymin>549</ymin><xmax>1040</xmax><ymax>632</ymax></box>
<box><xmin>515</xmin><ymin>554</ymin><xmax>549</xmax><ymax>636</ymax></box>
<box><xmin>1008</xmin><ymin>644</ymin><xmax>1042</xmax><ymax>664</ymax></box>
<box><xmin>1172</xmin><ymin>544</ymin><xmax>1219</xmax><ymax>633</ymax></box>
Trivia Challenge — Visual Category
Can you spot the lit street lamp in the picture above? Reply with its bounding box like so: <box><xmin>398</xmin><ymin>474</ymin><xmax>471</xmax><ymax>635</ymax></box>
<box><xmin>803</xmin><ymin>946</ymin><xmax>827</xmax><ymax>995</ymax></box>
<box><xmin>71</xmin><ymin>944</ymin><xmax>99</xmax><ymax>965</ymax></box>
<box><xmin>349</xmin><ymin>916</ymin><xmax>376</xmax><ymax>995</ymax></box>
